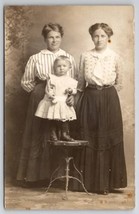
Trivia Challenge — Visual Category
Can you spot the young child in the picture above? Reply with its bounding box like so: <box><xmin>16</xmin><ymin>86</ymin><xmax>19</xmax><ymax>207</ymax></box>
<box><xmin>35</xmin><ymin>55</ymin><xmax>78</xmax><ymax>141</ymax></box>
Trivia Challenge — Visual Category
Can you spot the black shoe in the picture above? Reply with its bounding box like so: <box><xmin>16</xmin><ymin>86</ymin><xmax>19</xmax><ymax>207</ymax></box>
<box><xmin>50</xmin><ymin>129</ymin><xmax>58</xmax><ymax>141</ymax></box>
<box><xmin>61</xmin><ymin>132</ymin><xmax>74</xmax><ymax>141</ymax></box>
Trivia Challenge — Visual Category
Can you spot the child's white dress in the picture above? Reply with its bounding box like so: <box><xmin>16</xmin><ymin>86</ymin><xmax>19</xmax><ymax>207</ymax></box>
<box><xmin>35</xmin><ymin>74</ymin><xmax>78</xmax><ymax>121</ymax></box>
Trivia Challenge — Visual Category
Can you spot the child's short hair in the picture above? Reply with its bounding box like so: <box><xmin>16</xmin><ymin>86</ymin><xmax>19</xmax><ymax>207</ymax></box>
<box><xmin>54</xmin><ymin>55</ymin><xmax>72</xmax><ymax>70</ymax></box>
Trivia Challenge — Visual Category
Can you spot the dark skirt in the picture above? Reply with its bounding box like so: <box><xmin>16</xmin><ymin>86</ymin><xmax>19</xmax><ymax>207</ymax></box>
<box><xmin>77</xmin><ymin>86</ymin><xmax>127</xmax><ymax>193</ymax></box>
<box><xmin>16</xmin><ymin>82</ymin><xmax>52</xmax><ymax>182</ymax></box>
<box><xmin>16</xmin><ymin>81</ymin><xmax>76</xmax><ymax>183</ymax></box>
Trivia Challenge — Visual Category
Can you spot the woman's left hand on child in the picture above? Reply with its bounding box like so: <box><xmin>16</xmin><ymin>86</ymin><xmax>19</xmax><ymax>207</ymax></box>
<box><xmin>66</xmin><ymin>95</ymin><xmax>74</xmax><ymax>106</ymax></box>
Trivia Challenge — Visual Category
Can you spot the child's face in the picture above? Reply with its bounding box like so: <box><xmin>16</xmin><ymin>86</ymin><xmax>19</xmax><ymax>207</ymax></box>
<box><xmin>54</xmin><ymin>60</ymin><xmax>70</xmax><ymax>76</ymax></box>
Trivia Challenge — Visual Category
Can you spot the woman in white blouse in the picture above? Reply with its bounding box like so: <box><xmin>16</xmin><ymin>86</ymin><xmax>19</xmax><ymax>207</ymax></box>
<box><xmin>16</xmin><ymin>23</ymin><xmax>77</xmax><ymax>187</ymax></box>
<box><xmin>76</xmin><ymin>23</ymin><xmax>127</xmax><ymax>194</ymax></box>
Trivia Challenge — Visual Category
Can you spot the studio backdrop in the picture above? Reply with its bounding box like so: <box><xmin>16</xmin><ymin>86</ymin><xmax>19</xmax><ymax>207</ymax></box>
<box><xmin>5</xmin><ymin>6</ymin><xmax>134</xmax><ymax>187</ymax></box>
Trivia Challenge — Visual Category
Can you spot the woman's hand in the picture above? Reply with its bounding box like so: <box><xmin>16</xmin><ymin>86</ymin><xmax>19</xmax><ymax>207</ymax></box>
<box><xmin>74</xmin><ymin>91</ymin><xmax>83</xmax><ymax>109</ymax></box>
<box><xmin>66</xmin><ymin>95</ymin><xmax>74</xmax><ymax>106</ymax></box>
<box><xmin>66</xmin><ymin>91</ymin><xmax>83</xmax><ymax>107</ymax></box>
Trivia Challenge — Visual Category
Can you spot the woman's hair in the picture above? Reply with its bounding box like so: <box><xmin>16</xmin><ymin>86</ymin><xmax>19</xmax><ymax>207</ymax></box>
<box><xmin>54</xmin><ymin>55</ymin><xmax>72</xmax><ymax>71</ymax></box>
<box><xmin>89</xmin><ymin>23</ymin><xmax>113</xmax><ymax>38</ymax></box>
<box><xmin>42</xmin><ymin>23</ymin><xmax>64</xmax><ymax>39</ymax></box>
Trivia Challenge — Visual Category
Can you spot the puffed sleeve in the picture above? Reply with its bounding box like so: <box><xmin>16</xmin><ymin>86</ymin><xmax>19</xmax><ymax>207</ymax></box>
<box><xmin>45</xmin><ymin>75</ymin><xmax>56</xmax><ymax>98</ymax></box>
<box><xmin>45</xmin><ymin>81</ymin><xmax>54</xmax><ymax>98</ymax></box>
<box><xmin>77</xmin><ymin>53</ymin><xmax>86</xmax><ymax>92</ymax></box>
<box><xmin>70</xmin><ymin>79</ymin><xmax>78</xmax><ymax>95</ymax></box>
<box><xmin>115</xmin><ymin>54</ymin><xmax>123</xmax><ymax>92</ymax></box>
<box><xmin>21</xmin><ymin>56</ymin><xmax>37</xmax><ymax>92</ymax></box>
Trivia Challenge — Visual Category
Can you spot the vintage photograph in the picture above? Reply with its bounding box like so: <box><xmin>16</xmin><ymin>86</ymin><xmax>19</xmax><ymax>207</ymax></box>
<box><xmin>5</xmin><ymin>5</ymin><xmax>134</xmax><ymax>209</ymax></box>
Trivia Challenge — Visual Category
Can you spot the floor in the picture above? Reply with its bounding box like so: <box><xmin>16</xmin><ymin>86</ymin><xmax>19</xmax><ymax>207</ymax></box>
<box><xmin>4</xmin><ymin>183</ymin><xmax>135</xmax><ymax>210</ymax></box>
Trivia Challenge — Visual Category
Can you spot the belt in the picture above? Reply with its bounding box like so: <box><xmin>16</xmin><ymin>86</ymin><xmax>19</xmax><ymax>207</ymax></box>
<box><xmin>88</xmin><ymin>84</ymin><xmax>112</xmax><ymax>90</ymax></box>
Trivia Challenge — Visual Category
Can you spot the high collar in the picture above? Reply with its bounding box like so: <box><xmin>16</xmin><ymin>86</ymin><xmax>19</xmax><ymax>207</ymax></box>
<box><xmin>91</xmin><ymin>47</ymin><xmax>114</xmax><ymax>58</ymax></box>
<box><xmin>40</xmin><ymin>49</ymin><xmax>66</xmax><ymax>55</ymax></box>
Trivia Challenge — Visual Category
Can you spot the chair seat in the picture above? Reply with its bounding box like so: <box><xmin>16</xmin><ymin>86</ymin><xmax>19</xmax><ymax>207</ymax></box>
<box><xmin>47</xmin><ymin>140</ymin><xmax>89</xmax><ymax>147</ymax></box>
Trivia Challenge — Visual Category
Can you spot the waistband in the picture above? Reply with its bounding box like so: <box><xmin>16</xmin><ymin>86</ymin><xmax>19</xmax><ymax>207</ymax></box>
<box><xmin>35</xmin><ymin>77</ymin><xmax>46</xmax><ymax>85</ymax></box>
<box><xmin>88</xmin><ymin>84</ymin><xmax>113</xmax><ymax>90</ymax></box>
<box><xmin>44</xmin><ymin>95</ymin><xmax>67</xmax><ymax>102</ymax></box>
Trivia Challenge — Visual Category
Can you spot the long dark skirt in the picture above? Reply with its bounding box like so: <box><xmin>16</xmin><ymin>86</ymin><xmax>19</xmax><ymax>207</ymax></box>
<box><xmin>77</xmin><ymin>86</ymin><xmax>127</xmax><ymax>193</ymax></box>
<box><xmin>16</xmin><ymin>82</ymin><xmax>52</xmax><ymax>182</ymax></box>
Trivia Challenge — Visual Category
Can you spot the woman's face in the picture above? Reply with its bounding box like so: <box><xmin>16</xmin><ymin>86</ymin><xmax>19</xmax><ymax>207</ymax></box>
<box><xmin>92</xmin><ymin>28</ymin><xmax>109</xmax><ymax>51</ymax></box>
<box><xmin>45</xmin><ymin>31</ymin><xmax>62</xmax><ymax>52</ymax></box>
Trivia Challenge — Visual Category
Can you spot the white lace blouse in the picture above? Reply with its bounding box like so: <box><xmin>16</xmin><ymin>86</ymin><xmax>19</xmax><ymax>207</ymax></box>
<box><xmin>77</xmin><ymin>48</ymin><xmax>123</xmax><ymax>92</ymax></box>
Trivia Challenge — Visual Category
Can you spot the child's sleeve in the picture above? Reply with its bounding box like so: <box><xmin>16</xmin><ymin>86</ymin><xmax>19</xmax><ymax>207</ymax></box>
<box><xmin>45</xmin><ymin>76</ymin><xmax>55</xmax><ymax>98</ymax></box>
<box><xmin>72</xmin><ymin>79</ymin><xmax>78</xmax><ymax>95</ymax></box>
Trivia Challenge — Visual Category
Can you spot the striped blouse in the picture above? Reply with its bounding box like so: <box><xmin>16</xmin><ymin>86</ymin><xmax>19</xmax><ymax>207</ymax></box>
<box><xmin>21</xmin><ymin>49</ymin><xmax>77</xmax><ymax>92</ymax></box>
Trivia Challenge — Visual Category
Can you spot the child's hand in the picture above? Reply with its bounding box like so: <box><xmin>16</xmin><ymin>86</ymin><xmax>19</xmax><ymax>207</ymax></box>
<box><xmin>49</xmin><ymin>93</ymin><xmax>55</xmax><ymax>100</ymax></box>
<box><xmin>49</xmin><ymin>94</ymin><xmax>57</xmax><ymax>104</ymax></box>
<box><xmin>52</xmin><ymin>98</ymin><xmax>57</xmax><ymax>104</ymax></box>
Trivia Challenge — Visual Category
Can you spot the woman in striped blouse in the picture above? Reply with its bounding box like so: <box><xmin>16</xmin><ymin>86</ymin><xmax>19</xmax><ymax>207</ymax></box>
<box><xmin>16</xmin><ymin>23</ymin><xmax>77</xmax><ymax>187</ymax></box>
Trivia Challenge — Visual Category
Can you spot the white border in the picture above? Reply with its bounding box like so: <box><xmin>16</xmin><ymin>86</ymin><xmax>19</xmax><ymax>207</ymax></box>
<box><xmin>1</xmin><ymin>1</ymin><xmax>139</xmax><ymax>214</ymax></box>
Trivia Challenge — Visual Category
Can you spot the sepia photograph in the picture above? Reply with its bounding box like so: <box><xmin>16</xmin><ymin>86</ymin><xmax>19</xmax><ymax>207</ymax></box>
<box><xmin>4</xmin><ymin>5</ymin><xmax>135</xmax><ymax>210</ymax></box>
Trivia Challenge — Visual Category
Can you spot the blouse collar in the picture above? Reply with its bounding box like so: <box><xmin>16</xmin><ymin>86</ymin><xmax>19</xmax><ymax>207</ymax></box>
<box><xmin>41</xmin><ymin>49</ymin><xmax>66</xmax><ymax>55</ymax></box>
<box><xmin>91</xmin><ymin>47</ymin><xmax>114</xmax><ymax>58</ymax></box>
